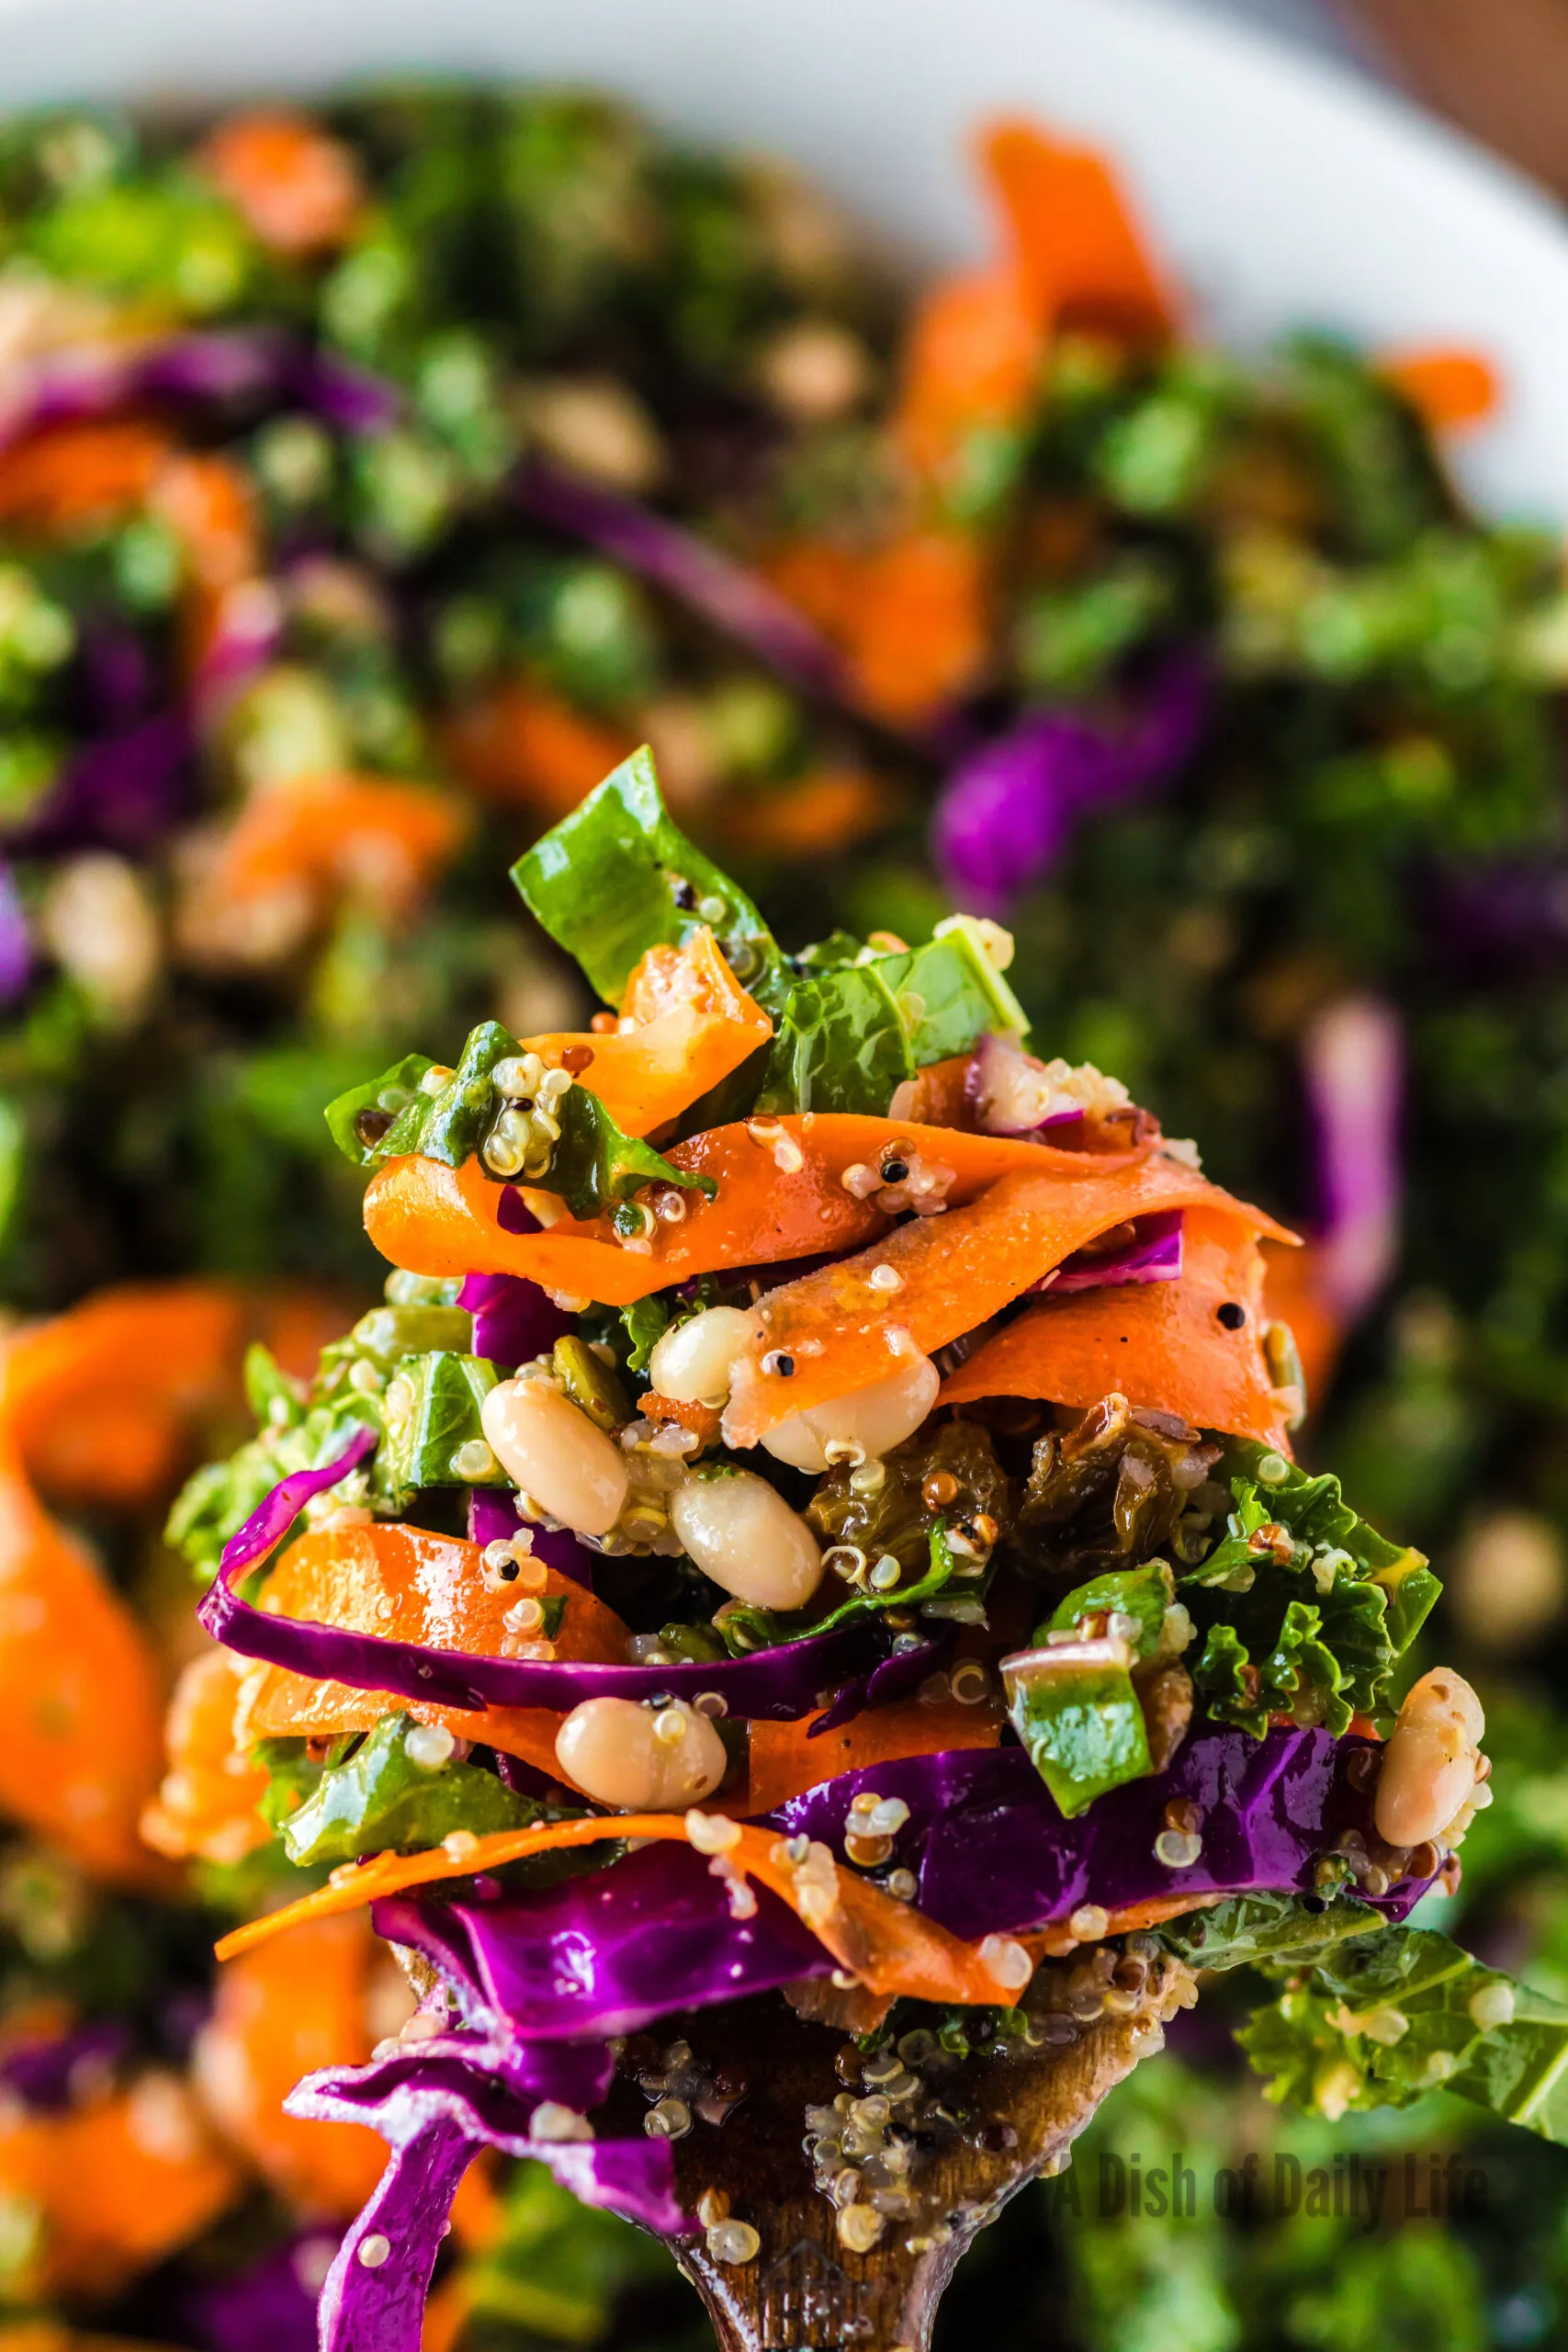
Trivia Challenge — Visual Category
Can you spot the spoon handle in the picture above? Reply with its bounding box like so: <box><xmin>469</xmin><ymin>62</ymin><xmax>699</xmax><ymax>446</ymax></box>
<box><xmin>615</xmin><ymin>1993</ymin><xmax>1158</xmax><ymax>2352</ymax></box>
<box><xmin>1340</xmin><ymin>0</ymin><xmax>1568</xmax><ymax>197</ymax></box>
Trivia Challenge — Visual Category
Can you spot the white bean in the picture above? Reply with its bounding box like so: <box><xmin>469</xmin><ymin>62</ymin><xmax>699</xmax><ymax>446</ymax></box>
<box><xmin>670</xmin><ymin>1470</ymin><xmax>824</xmax><ymax>1610</ymax></box>
<box><xmin>40</xmin><ymin>853</ymin><xmax>160</xmax><ymax>1024</ymax></box>
<box><xmin>649</xmin><ymin>1306</ymin><xmax>756</xmax><ymax>1408</ymax></box>
<box><xmin>760</xmin><ymin>1352</ymin><xmax>940</xmax><ymax>1475</ymax></box>
<box><xmin>1399</xmin><ymin>1667</ymin><xmax>1485</xmax><ymax>1747</ymax></box>
<box><xmin>479</xmin><ymin>1378</ymin><xmax>628</xmax><ymax>1537</ymax></box>
<box><xmin>555</xmin><ymin>1697</ymin><xmax>727</xmax><ymax>1810</ymax></box>
<box><xmin>1374</xmin><ymin>1667</ymin><xmax>1485</xmax><ymax>1849</ymax></box>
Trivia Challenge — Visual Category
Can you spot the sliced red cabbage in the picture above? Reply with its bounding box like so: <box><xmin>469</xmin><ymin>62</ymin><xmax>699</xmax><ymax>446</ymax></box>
<box><xmin>768</xmin><ymin>1729</ymin><xmax>1437</xmax><ymax>1935</ymax></box>
<box><xmin>497</xmin><ymin>1184</ymin><xmax>536</xmax><ymax>1236</ymax></box>
<box><xmin>516</xmin><ymin>456</ymin><xmax>854</xmax><ymax>716</ymax></box>
<box><xmin>0</xmin><ymin>865</ymin><xmax>29</xmax><ymax>1004</ymax></box>
<box><xmin>807</xmin><ymin>1630</ymin><xmax>954</xmax><ymax>1736</ymax></box>
<box><xmin>193</xmin><ymin>580</ymin><xmax>286</xmax><ymax>716</ymax></box>
<box><xmin>83</xmin><ymin>618</ymin><xmax>156</xmax><ymax>728</ymax></box>
<box><xmin>466</xmin><ymin>1489</ymin><xmax>598</xmax><ymax>1590</ymax></box>
<box><xmin>933</xmin><ymin>654</ymin><xmax>1208</xmax><ymax>916</ymax></box>
<box><xmin>288</xmin><ymin>2026</ymin><xmax>686</xmax><ymax>2352</ymax></box>
<box><xmin>457</xmin><ymin>1269</ymin><xmax>572</xmax><ymax>1367</ymax></box>
<box><xmin>1037</xmin><ymin>1208</ymin><xmax>1184</xmax><ymax>1295</ymax></box>
<box><xmin>0</xmin><ymin>2017</ymin><xmax>128</xmax><ymax>2110</ymax></box>
<box><xmin>1302</xmin><ymin>995</ymin><xmax>1403</xmax><ymax>1322</ymax></box>
<box><xmin>378</xmin><ymin>1840</ymin><xmax>829</xmax><ymax>2040</ymax></box>
<box><xmin>966</xmin><ymin>1031</ymin><xmax>1087</xmax><ymax>1136</ymax></box>
<box><xmin>6</xmin><ymin>713</ymin><xmax>192</xmax><ymax>855</ymax></box>
<box><xmin>183</xmin><ymin>2231</ymin><xmax>338</xmax><ymax>2352</ymax></box>
<box><xmin>0</xmin><ymin>330</ymin><xmax>401</xmax><ymax>450</ymax></box>
<box><xmin>283</xmin><ymin>348</ymin><xmax>401</xmax><ymax>435</ymax></box>
<box><xmin>203</xmin><ymin>1433</ymin><xmax>873</xmax><ymax>1719</ymax></box>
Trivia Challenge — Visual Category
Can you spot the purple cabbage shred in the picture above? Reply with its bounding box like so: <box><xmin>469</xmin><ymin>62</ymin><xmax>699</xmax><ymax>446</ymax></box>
<box><xmin>933</xmin><ymin>654</ymin><xmax>1208</xmax><ymax>915</ymax></box>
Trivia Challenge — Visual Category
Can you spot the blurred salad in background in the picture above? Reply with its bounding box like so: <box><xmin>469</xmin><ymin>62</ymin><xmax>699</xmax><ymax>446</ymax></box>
<box><xmin>0</xmin><ymin>72</ymin><xmax>1564</xmax><ymax>2352</ymax></box>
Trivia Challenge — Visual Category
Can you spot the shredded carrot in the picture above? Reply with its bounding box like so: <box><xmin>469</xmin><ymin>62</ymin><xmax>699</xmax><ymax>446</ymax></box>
<box><xmin>254</xmin><ymin>1284</ymin><xmax>361</xmax><ymax>1385</ymax></box>
<box><xmin>1379</xmin><ymin>347</ymin><xmax>1499</xmax><ymax>434</ymax></box>
<box><xmin>0</xmin><ymin>421</ymin><xmax>171</xmax><ymax>537</ymax></box>
<box><xmin>761</xmin><ymin>529</ymin><xmax>990</xmax><ymax>725</ymax></box>
<box><xmin>720</xmin><ymin>768</ymin><xmax>897</xmax><ymax>860</ymax></box>
<box><xmin>639</xmin><ymin>1391</ymin><xmax>722</xmax><ymax>1449</ymax></box>
<box><xmin>214</xmin><ymin>772</ymin><xmax>468</xmax><ymax>910</ymax></box>
<box><xmin>0</xmin><ymin>2074</ymin><xmax>242</xmax><ymax>2299</ymax></box>
<box><xmin>0</xmin><ymin>1285</ymin><xmax>257</xmax><ymax>1885</ymax></box>
<box><xmin>152</xmin><ymin>449</ymin><xmax>268</xmax><ymax>679</ymax></box>
<box><xmin>979</xmin><ymin>118</ymin><xmax>1177</xmax><ymax>343</ymax></box>
<box><xmin>153</xmin><ymin>452</ymin><xmax>259</xmax><ymax>591</ymax></box>
<box><xmin>243</xmin><ymin>1675</ymin><xmax>572</xmax><ymax>1791</ymax></box>
<box><xmin>2</xmin><ymin>1282</ymin><xmax>246</xmax><ymax>1509</ymax></box>
<box><xmin>846</xmin><ymin>529</ymin><xmax>992</xmax><ymax>724</ymax></box>
<box><xmin>194</xmin><ymin>1912</ymin><xmax>388</xmax><ymax>2216</ymax></box>
<box><xmin>748</xmin><ymin>1691</ymin><xmax>1004</xmax><ymax>1817</ymax></box>
<box><xmin>941</xmin><ymin>1204</ymin><xmax>1295</xmax><ymax>1448</ymax></box>
<box><xmin>196</xmin><ymin>107</ymin><xmax>365</xmax><ymax>254</ymax></box>
<box><xmin>894</xmin><ymin>264</ymin><xmax>1043</xmax><ymax>481</ymax></box>
<box><xmin>234</xmin><ymin>1520</ymin><xmax>627</xmax><ymax>1793</ymax></box>
<box><xmin>363</xmin><ymin>1112</ymin><xmax>1174</xmax><ymax>1306</ymax></box>
<box><xmin>214</xmin><ymin>1813</ymin><xmax>1021</xmax><ymax>2007</ymax></box>
<box><xmin>239</xmin><ymin>1519</ymin><xmax>626</xmax><ymax>1704</ymax></box>
<box><xmin>724</xmin><ymin>1163</ymin><xmax>1296</xmax><ymax>1447</ymax></box>
<box><xmin>141</xmin><ymin>1647</ymin><xmax>274</xmax><ymax>1866</ymax></box>
<box><xmin>886</xmin><ymin>1053</ymin><xmax>975</xmax><ymax>1129</ymax></box>
<box><xmin>1019</xmin><ymin>1891</ymin><xmax>1228</xmax><ymax>1964</ymax></box>
<box><xmin>761</xmin><ymin>540</ymin><xmax>864</xmax><ymax>643</ymax></box>
<box><xmin>0</xmin><ymin>1281</ymin><xmax>340</xmax><ymax>1883</ymax></box>
<box><xmin>443</xmin><ymin>679</ymin><xmax>636</xmax><ymax>824</ymax></box>
<box><xmin>517</xmin><ymin>926</ymin><xmax>773</xmax><ymax>1137</ymax></box>
<box><xmin>423</xmin><ymin>2276</ymin><xmax>477</xmax><ymax>2352</ymax></box>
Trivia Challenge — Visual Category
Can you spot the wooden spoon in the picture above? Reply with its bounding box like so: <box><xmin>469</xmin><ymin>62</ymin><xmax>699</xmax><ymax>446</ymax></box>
<box><xmin>1337</xmin><ymin>0</ymin><xmax>1568</xmax><ymax>199</ymax></box>
<box><xmin>595</xmin><ymin>1945</ymin><xmax>1194</xmax><ymax>2352</ymax></box>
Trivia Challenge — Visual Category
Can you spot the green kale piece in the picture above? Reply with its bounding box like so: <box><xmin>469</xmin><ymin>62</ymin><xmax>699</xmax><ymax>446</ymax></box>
<box><xmin>165</xmin><ymin>1391</ymin><xmax>377</xmax><ymax>1586</ymax></box>
<box><xmin>1040</xmin><ymin>1560</ymin><xmax>1175</xmax><ymax>1656</ymax></box>
<box><xmin>1238</xmin><ymin>1926</ymin><xmax>1568</xmax><ymax>2145</ymax></box>
<box><xmin>324</xmin><ymin>1022</ymin><xmax>517</xmax><ymax>1172</ymax></box>
<box><xmin>619</xmin><ymin>1294</ymin><xmax>671</xmax><ymax>1375</ymax></box>
<box><xmin>512</xmin><ymin>743</ymin><xmax>782</xmax><ymax>1008</ymax></box>
<box><xmin>751</xmin><ymin>962</ymin><xmax>913</xmax><ymax>1117</ymax></box>
<box><xmin>1179</xmin><ymin>1440</ymin><xmax>1439</xmax><ymax>1737</ymax></box>
<box><xmin>1157</xmin><ymin>1889</ymin><xmax>1388</xmax><ymax>1973</ymax></box>
<box><xmin>260</xmin><ymin>1714</ymin><xmax>542</xmax><ymax>1870</ymax></box>
<box><xmin>323</xmin><ymin>1049</ymin><xmax>436</xmax><ymax>1170</ymax></box>
<box><xmin>378</xmin><ymin>1351</ymin><xmax>505</xmax><ymax>1503</ymax></box>
<box><xmin>1003</xmin><ymin>1636</ymin><xmax>1152</xmax><ymax>1818</ymax></box>
<box><xmin>874</xmin><ymin>918</ymin><xmax>1029</xmax><ymax>1063</ymax></box>
<box><xmin>531</xmin><ymin>1082</ymin><xmax>713</xmax><ymax>1223</ymax></box>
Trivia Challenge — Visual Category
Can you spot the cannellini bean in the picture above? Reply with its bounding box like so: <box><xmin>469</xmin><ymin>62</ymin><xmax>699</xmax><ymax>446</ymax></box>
<box><xmin>41</xmin><ymin>853</ymin><xmax>160</xmax><ymax>1024</ymax></box>
<box><xmin>649</xmin><ymin>1306</ymin><xmax>756</xmax><ymax>1408</ymax></box>
<box><xmin>555</xmin><ymin>1697</ymin><xmax>727</xmax><ymax>1811</ymax></box>
<box><xmin>1374</xmin><ymin>1667</ymin><xmax>1485</xmax><ymax>1849</ymax></box>
<box><xmin>670</xmin><ymin>1470</ymin><xmax>824</xmax><ymax>1611</ymax></box>
<box><xmin>760</xmin><ymin>1352</ymin><xmax>940</xmax><ymax>1475</ymax></box>
<box><xmin>479</xmin><ymin>1377</ymin><xmax>628</xmax><ymax>1537</ymax></box>
<box><xmin>1398</xmin><ymin>1667</ymin><xmax>1485</xmax><ymax>1747</ymax></box>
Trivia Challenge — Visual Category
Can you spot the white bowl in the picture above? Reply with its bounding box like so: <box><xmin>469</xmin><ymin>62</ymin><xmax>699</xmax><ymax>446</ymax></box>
<box><xmin>1</xmin><ymin>0</ymin><xmax>1567</xmax><ymax>521</ymax></box>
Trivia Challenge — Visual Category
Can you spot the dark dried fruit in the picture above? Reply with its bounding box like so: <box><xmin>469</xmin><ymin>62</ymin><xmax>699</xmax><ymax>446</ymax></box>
<box><xmin>1012</xmin><ymin>1396</ymin><xmax>1219</xmax><ymax>1582</ymax></box>
<box><xmin>1134</xmin><ymin>1659</ymin><xmax>1194</xmax><ymax>1772</ymax></box>
<box><xmin>808</xmin><ymin>1418</ymin><xmax>1011</xmax><ymax>1573</ymax></box>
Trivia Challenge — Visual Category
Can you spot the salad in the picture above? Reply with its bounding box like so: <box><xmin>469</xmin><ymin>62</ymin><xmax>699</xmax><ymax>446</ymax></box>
<box><xmin>0</xmin><ymin>70</ymin><xmax>1562</xmax><ymax>2352</ymax></box>
<box><xmin>156</xmin><ymin>753</ymin><xmax>1559</xmax><ymax>2349</ymax></box>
